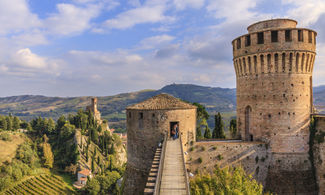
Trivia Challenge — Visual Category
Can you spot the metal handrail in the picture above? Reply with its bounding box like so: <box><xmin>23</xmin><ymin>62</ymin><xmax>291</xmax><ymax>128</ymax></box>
<box><xmin>153</xmin><ymin>132</ymin><xmax>167</xmax><ymax>195</ymax></box>
<box><xmin>179</xmin><ymin>135</ymin><xmax>190</xmax><ymax>195</ymax></box>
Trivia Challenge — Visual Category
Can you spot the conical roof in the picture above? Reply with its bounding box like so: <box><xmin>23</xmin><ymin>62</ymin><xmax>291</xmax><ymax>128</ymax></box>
<box><xmin>126</xmin><ymin>93</ymin><xmax>197</xmax><ymax>110</ymax></box>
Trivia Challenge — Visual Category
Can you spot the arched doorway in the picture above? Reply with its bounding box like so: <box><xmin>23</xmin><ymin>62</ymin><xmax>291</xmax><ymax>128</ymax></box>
<box><xmin>245</xmin><ymin>106</ymin><xmax>252</xmax><ymax>141</ymax></box>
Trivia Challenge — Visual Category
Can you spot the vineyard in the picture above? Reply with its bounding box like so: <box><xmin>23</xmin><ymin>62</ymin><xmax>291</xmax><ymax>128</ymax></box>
<box><xmin>1</xmin><ymin>174</ymin><xmax>76</xmax><ymax>195</ymax></box>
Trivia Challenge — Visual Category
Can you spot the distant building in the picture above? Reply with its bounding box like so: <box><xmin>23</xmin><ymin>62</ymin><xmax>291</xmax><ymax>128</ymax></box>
<box><xmin>86</xmin><ymin>97</ymin><xmax>110</xmax><ymax>131</ymax></box>
<box><xmin>77</xmin><ymin>169</ymin><xmax>92</xmax><ymax>186</ymax></box>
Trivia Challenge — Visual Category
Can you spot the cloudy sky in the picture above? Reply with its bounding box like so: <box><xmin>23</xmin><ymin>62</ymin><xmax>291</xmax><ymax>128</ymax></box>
<box><xmin>1</xmin><ymin>0</ymin><xmax>325</xmax><ymax>97</ymax></box>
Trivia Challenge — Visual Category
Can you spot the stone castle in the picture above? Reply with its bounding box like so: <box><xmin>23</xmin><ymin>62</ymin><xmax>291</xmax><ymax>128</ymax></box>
<box><xmin>123</xmin><ymin>19</ymin><xmax>325</xmax><ymax>195</ymax></box>
<box><xmin>233</xmin><ymin>19</ymin><xmax>317</xmax><ymax>193</ymax></box>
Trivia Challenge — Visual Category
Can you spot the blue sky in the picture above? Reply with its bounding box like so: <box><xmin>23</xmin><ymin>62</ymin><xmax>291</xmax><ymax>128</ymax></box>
<box><xmin>1</xmin><ymin>0</ymin><xmax>325</xmax><ymax>97</ymax></box>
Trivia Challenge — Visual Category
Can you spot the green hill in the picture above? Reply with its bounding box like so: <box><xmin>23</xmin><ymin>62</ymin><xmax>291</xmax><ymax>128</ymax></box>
<box><xmin>0</xmin><ymin>84</ymin><xmax>324</xmax><ymax>130</ymax></box>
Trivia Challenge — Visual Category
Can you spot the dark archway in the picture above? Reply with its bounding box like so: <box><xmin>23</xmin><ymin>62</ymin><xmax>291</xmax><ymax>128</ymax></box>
<box><xmin>245</xmin><ymin>106</ymin><xmax>252</xmax><ymax>141</ymax></box>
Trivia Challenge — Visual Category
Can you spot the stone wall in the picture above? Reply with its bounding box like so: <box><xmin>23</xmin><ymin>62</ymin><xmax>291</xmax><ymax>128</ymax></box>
<box><xmin>187</xmin><ymin>141</ymin><xmax>270</xmax><ymax>186</ymax></box>
<box><xmin>124</xmin><ymin>108</ymin><xmax>196</xmax><ymax>195</ymax></box>
<box><xmin>314</xmin><ymin>116</ymin><xmax>325</xmax><ymax>195</ymax></box>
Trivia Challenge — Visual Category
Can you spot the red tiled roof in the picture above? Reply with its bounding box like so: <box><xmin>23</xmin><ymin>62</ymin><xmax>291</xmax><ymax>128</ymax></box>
<box><xmin>78</xmin><ymin>169</ymin><xmax>91</xmax><ymax>176</ymax></box>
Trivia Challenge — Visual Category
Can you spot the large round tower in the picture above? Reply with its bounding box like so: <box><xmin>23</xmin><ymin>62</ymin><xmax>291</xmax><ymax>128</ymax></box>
<box><xmin>232</xmin><ymin>19</ymin><xmax>317</xmax><ymax>193</ymax></box>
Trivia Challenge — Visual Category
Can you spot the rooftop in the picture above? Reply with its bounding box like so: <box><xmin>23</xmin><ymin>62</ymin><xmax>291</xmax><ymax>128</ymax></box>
<box><xmin>126</xmin><ymin>93</ymin><xmax>197</xmax><ymax>110</ymax></box>
<box><xmin>78</xmin><ymin>169</ymin><xmax>91</xmax><ymax>176</ymax></box>
<box><xmin>247</xmin><ymin>18</ymin><xmax>297</xmax><ymax>33</ymax></box>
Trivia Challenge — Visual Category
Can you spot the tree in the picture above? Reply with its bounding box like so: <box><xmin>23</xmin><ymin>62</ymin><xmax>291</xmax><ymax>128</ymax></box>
<box><xmin>40</xmin><ymin>134</ymin><xmax>54</xmax><ymax>168</ymax></box>
<box><xmin>204</xmin><ymin>126</ymin><xmax>212</xmax><ymax>139</ymax></box>
<box><xmin>230</xmin><ymin>118</ymin><xmax>237</xmax><ymax>138</ymax></box>
<box><xmin>193</xmin><ymin>103</ymin><xmax>209</xmax><ymax>140</ymax></box>
<box><xmin>47</xmin><ymin>118</ymin><xmax>55</xmax><ymax>134</ymax></box>
<box><xmin>190</xmin><ymin>165</ymin><xmax>263</xmax><ymax>194</ymax></box>
<box><xmin>86</xmin><ymin>178</ymin><xmax>101</xmax><ymax>195</ymax></box>
<box><xmin>0</xmin><ymin>117</ymin><xmax>7</xmax><ymax>130</ymax></box>
<box><xmin>213</xmin><ymin>113</ymin><xmax>226</xmax><ymax>139</ymax></box>
<box><xmin>91</xmin><ymin>157</ymin><xmax>95</xmax><ymax>172</ymax></box>
<box><xmin>6</xmin><ymin>116</ymin><xmax>12</xmax><ymax>131</ymax></box>
<box><xmin>56</xmin><ymin>115</ymin><xmax>66</xmax><ymax>133</ymax></box>
<box><xmin>13</xmin><ymin>116</ymin><xmax>20</xmax><ymax>130</ymax></box>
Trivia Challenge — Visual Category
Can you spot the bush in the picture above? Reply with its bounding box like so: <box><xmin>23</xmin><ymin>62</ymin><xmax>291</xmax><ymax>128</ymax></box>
<box><xmin>0</xmin><ymin>132</ymin><xmax>12</xmax><ymax>141</ymax></box>
<box><xmin>198</xmin><ymin>157</ymin><xmax>203</xmax><ymax>164</ymax></box>
<box><xmin>212</xmin><ymin>146</ymin><xmax>217</xmax><ymax>150</ymax></box>
<box><xmin>190</xmin><ymin>165</ymin><xmax>263</xmax><ymax>194</ymax></box>
<box><xmin>255</xmin><ymin>156</ymin><xmax>259</xmax><ymax>163</ymax></box>
<box><xmin>217</xmin><ymin>154</ymin><xmax>223</xmax><ymax>161</ymax></box>
<box><xmin>189</xmin><ymin>147</ymin><xmax>194</xmax><ymax>152</ymax></box>
<box><xmin>201</xmin><ymin>146</ymin><xmax>205</xmax><ymax>151</ymax></box>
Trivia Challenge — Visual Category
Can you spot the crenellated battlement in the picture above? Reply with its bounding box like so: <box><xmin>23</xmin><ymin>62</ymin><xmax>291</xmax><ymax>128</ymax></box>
<box><xmin>232</xmin><ymin>28</ymin><xmax>316</xmax><ymax>58</ymax></box>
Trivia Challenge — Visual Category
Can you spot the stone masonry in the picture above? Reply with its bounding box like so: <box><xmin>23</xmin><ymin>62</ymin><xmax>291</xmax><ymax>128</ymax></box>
<box><xmin>123</xmin><ymin>94</ymin><xmax>196</xmax><ymax>195</ymax></box>
<box><xmin>232</xmin><ymin>19</ymin><xmax>317</xmax><ymax>194</ymax></box>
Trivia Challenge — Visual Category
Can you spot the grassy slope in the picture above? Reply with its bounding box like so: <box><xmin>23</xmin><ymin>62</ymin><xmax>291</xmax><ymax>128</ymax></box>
<box><xmin>0</xmin><ymin>133</ymin><xmax>25</xmax><ymax>166</ymax></box>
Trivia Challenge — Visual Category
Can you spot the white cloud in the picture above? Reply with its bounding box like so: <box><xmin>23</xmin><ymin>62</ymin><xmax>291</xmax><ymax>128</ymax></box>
<box><xmin>11</xmin><ymin>48</ymin><xmax>47</xmax><ymax>69</ymax></box>
<box><xmin>45</xmin><ymin>3</ymin><xmax>101</xmax><ymax>35</ymax></box>
<box><xmin>173</xmin><ymin>0</ymin><xmax>205</xmax><ymax>10</ymax></box>
<box><xmin>137</xmin><ymin>34</ymin><xmax>175</xmax><ymax>50</ymax></box>
<box><xmin>103</xmin><ymin>3</ymin><xmax>173</xmax><ymax>30</ymax></box>
<box><xmin>0</xmin><ymin>0</ymin><xmax>41</xmax><ymax>35</ymax></box>
<box><xmin>283</xmin><ymin>0</ymin><xmax>325</xmax><ymax>26</ymax></box>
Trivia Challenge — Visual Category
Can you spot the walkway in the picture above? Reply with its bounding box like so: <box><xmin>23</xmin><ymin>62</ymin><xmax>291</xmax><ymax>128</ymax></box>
<box><xmin>159</xmin><ymin>138</ymin><xmax>188</xmax><ymax>195</ymax></box>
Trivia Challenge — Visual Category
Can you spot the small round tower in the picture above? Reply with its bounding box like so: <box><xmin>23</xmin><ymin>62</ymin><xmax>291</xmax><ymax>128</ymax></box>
<box><xmin>123</xmin><ymin>94</ymin><xmax>196</xmax><ymax>194</ymax></box>
<box><xmin>232</xmin><ymin>19</ymin><xmax>317</xmax><ymax>193</ymax></box>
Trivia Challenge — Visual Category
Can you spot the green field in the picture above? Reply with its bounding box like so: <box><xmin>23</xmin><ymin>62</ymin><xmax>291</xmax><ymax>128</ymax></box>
<box><xmin>1</xmin><ymin>174</ymin><xmax>76</xmax><ymax>195</ymax></box>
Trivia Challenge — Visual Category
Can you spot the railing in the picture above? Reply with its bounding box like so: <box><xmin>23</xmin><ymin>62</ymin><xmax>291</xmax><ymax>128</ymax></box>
<box><xmin>144</xmin><ymin>133</ymin><xmax>167</xmax><ymax>195</ymax></box>
<box><xmin>179</xmin><ymin>135</ymin><xmax>190</xmax><ymax>195</ymax></box>
<box><xmin>153</xmin><ymin>133</ymin><xmax>167</xmax><ymax>195</ymax></box>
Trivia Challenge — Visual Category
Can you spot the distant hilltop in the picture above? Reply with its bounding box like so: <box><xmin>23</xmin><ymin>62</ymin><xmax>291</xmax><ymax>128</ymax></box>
<box><xmin>0</xmin><ymin>83</ymin><xmax>324</xmax><ymax>123</ymax></box>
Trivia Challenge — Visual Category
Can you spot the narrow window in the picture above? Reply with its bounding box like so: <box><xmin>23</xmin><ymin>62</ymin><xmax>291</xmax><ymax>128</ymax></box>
<box><xmin>260</xmin><ymin>55</ymin><xmax>264</xmax><ymax>73</ymax></box>
<box><xmin>243</xmin><ymin>58</ymin><xmax>247</xmax><ymax>74</ymax></box>
<box><xmin>306</xmin><ymin>54</ymin><xmax>310</xmax><ymax>72</ymax></box>
<box><xmin>285</xmin><ymin>30</ymin><xmax>292</xmax><ymax>42</ymax></box>
<box><xmin>257</xmin><ymin>32</ymin><xmax>264</xmax><ymax>44</ymax></box>
<box><xmin>129</xmin><ymin>112</ymin><xmax>131</xmax><ymax>118</ymax></box>
<box><xmin>282</xmin><ymin>53</ymin><xmax>286</xmax><ymax>72</ymax></box>
<box><xmin>237</xmin><ymin>38</ymin><xmax>241</xmax><ymax>49</ymax></box>
<box><xmin>274</xmin><ymin>53</ymin><xmax>279</xmax><ymax>73</ymax></box>
<box><xmin>267</xmin><ymin>54</ymin><xmax>271</xmax><ymax>73</ymax></box>
<box><xmin>271</xmin><ymin>31</ymin><xmax>278</xmax><ymax>42</ymax></box>
<box><xmin>248</xmin><ymin>56</ymin><xmax>251</xmax><ymax>74</ymax></box>
<box><xmin>139</xmin><ymin>112</ymin><xmax>143</xmax><ymax>119</ymax></box>
<box><xmin>298</xmin><ymin>30</ymin><xmax>304</xmax><ymax>42</ymax></box>
<box><xmin>245</xmin><ymin>35</ymin><xmax>251</xmax><ymax>46</ymax></box>
<box><xmin>296</xmin><ymin>53</ymin><xmax>300</xmax><ymax>72</ymax></box>
<box><xmin>254</xmin><ymin>56</ymin><xmax>257</xmax><ymax>74</ymax></box>
<box><xmin>308</xmin><ymin>31</ymin><xmax>312</xmax><ymax>43</ymax></box>
<box><xmin>239</xmin><ymin>59</ymin><xmax>243</xmax><ymax>75</ymax></box>
<box><xmin>289</xmin><ymin>53</ymin><xmax>293</xmax><ymax>71</ymax></box>
<box><xmin>301</xmin><ymin>53</ymin><xmax>305</xmax><ymax>72</ymax></box>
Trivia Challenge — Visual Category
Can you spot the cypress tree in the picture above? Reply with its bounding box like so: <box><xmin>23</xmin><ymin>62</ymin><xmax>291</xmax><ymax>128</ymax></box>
<box><xmin>204</xmin><ymin>126</ymin><xmax>212</xmax><ymax>139</ymax></box>
<box><xmin>213</xmin><ymin>112</ymin><xmax>226</xmax><ymax>139</ymax></box>
<box><xmin>230</xmin><ymin>118</ymin><xmax>237</xmax><ymax>138</ymax></box>
<box><xmin>196</xmin><ymin>127</ymin><xmax>202</xmax><ymax>140</ymax></box>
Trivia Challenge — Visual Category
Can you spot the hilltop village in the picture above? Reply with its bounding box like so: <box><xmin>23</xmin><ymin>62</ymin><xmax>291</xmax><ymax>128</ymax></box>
<box><xmin>123</xmin><ymin>19</ymin><xmax>325</xmax><ymax>195</ymax></box>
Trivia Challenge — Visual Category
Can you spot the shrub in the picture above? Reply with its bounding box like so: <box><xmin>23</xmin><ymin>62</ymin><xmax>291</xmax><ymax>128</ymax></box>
<box><xmin>201</xmin><ymin>146</ymin><xmax>205</xmax><ymax>151</ymax></box>
<box><xmin>0</xmin><ymin>132</ymin><xmax>11</xmax><ymax>141</ymax></box>
<box><xmin>212</xmin><ymin>146</ymin><xmax>217</xmax><ymax>150</ymax></box>
<box><xmin>189</xmin><ymin>147</ymin><xmax>194</xmax><ymax>152</ymax></box>
<box><xmin>198</xmin><ymin>157</ymin><xmax>203</xmax><ymax>164</ymax></box>
<box><xmin>217</xmin><ymin>154</ymin><xmax>223</xmax><ymax>161</ymax></box>
<box><xmin>190</xmin><ymin>165</ymin><xmax>263</xmax><ymax>194</ymax></box>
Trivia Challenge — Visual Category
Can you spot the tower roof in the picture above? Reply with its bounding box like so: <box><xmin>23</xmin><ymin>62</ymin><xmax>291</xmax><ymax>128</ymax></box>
<box><xmin>126</xmin><ymin>93</ymin><xmax>197</xmax><ymax>110</ymax></box>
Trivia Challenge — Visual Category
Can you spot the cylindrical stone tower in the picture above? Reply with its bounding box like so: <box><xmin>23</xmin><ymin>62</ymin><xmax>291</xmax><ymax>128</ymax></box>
<box><xmin>123</xmin><ymin>94</ymin><xmax>196</xmax><ymax>194</ymax></box>
<box><xmin>232</xmin><ymin>19</ymin><xmax>317</xmax><ymax>194</ymax></box>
